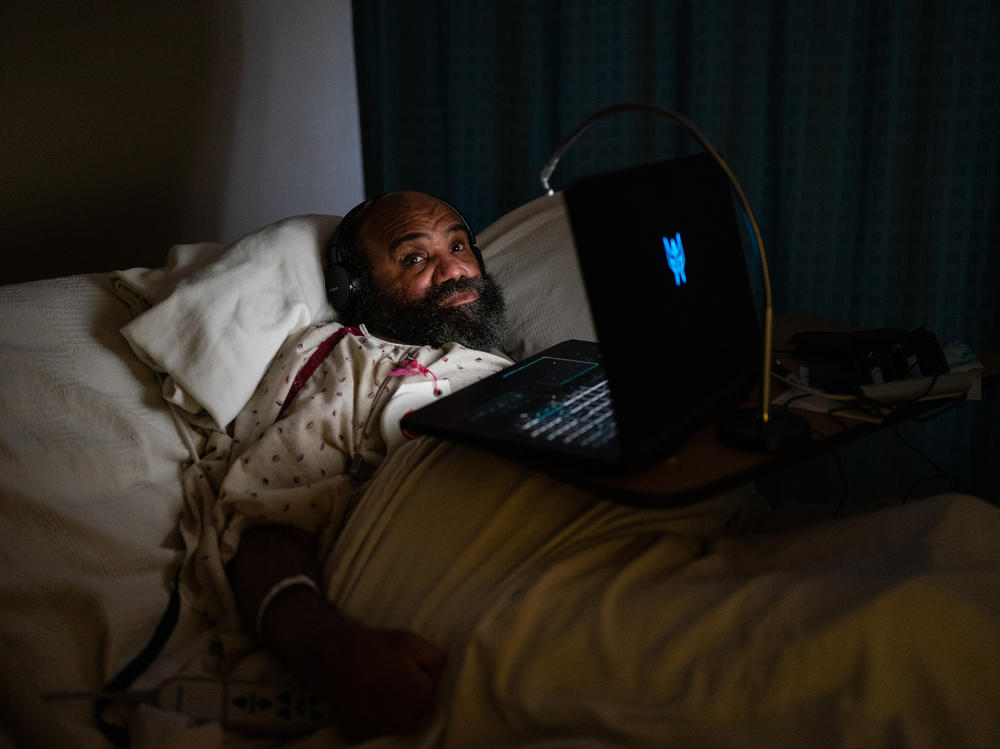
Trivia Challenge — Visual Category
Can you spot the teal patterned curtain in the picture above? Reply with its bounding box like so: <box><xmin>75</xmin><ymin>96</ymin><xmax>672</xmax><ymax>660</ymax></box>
<box><xmin>353</xmin><ymin>0</ymin><xmax>999</xmax><ymax>502</ymax></box>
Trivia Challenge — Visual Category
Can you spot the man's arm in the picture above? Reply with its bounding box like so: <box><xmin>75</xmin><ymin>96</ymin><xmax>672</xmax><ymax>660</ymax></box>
<box><xmin>227</xmin><ymin>525</ymin><xmax>445</xmax><ymax>742</ymax></box>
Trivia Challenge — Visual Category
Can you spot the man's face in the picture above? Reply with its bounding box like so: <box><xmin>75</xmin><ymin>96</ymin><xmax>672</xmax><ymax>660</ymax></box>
<box><xmin>352</xmin><ymin>192</ymin><xmax>507</xmax><ymax>350</ymax></box>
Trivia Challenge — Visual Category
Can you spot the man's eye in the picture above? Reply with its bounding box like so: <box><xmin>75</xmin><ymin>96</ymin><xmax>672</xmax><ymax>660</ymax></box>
<box><xmin>402</xmin><ymin>253</ymin><xmax>424</xmax><ymax>267</ymax></box>
<box><xmin>451</xmin><ymin>242</ymin><xmax>465</xmax><ymax>253</ymax></box>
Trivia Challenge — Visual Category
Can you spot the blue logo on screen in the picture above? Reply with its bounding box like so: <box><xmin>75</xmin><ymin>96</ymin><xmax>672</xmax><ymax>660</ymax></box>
<box><xmin>662</xmin><ymin>232</ymin><xmax>687</xmax><ymax>286</ymax></box>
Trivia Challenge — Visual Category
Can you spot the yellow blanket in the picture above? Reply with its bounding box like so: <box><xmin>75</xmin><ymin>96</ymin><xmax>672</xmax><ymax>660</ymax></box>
<box><xmin>319</xmin><ymin>440</ymin><xmax>1000</xmax><ymax>748</ymax></box>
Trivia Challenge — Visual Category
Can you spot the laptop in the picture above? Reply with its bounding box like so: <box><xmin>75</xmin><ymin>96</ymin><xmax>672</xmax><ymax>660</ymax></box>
<box><xmin>401</xmin><ymin>152</ymin><xmax>762</xmax><ymax>472</ymax></box>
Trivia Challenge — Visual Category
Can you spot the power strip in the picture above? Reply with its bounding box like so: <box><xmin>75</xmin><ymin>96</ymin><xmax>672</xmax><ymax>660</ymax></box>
<box><xmin>858</xmin><ymin>372</ymin><xmax>973</xmax><ymax>404</ymax></box>
<box><xmin>153</xmin><ymin>677</ymin><xmax>329</xmax><ymax>736</ymax></box>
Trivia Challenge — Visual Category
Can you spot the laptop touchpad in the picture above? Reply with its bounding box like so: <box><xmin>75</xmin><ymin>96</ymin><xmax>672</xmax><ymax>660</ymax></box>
<box><xmin>502</xmin><ymin>357</ymin><xmax>599</xmax><ymax>387</ymax></box>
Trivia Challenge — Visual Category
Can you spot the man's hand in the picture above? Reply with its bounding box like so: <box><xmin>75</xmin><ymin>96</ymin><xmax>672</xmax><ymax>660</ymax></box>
<box><xmin>307</xmin><ymin>614</ymin><xmax>445</xmax><ymax>743</ymax></box>
<box><xmin>229</xmin><ymin>526</ymin><xmax>445</xmax><ymax>742</ymax></box>
<box><xmin>262</xmin><ymin>590</ymin><xmax>445</xmax><ymax>743</ymax></box>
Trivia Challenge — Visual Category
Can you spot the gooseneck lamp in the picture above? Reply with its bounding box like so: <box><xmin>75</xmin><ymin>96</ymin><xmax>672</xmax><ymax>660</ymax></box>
<box><xmin>539</xmin><ymin>102</ymin><xmax>808</xmax><ymax>452</ymax></box>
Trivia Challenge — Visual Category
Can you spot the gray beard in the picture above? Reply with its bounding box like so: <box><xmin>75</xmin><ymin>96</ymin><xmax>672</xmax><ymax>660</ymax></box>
<box><xmin>351</xmin><ymin>272</ymin><xmax>508</xmax><ymax>351</ymax></box>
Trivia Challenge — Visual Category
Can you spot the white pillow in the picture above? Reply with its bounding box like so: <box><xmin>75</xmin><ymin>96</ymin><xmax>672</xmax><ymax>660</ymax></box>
<box><xmin>118</xmin><ymin>214</ymin><xmax>339</xmax><ymax>429</ymax></box>
<box><xmin>479</xmin><ymin>193</ymin><xmax>597</xmax><ymax>361</ymax></box>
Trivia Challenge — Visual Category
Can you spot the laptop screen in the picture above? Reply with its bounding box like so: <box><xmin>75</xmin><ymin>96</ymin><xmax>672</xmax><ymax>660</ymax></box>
<box><xmin>564</xmin><ymin>152</ymin><xmax>762</xmax><ymax>454</ymax></box>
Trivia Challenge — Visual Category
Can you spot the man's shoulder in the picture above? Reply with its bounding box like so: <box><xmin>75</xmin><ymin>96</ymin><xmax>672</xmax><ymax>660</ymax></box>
<box><xmin>284</xmin><ymin>320</ymin><xmax>358</xmax><ymax>347</ymax></box>
<box><xmin>263</xmin><ymin>322</ymin><xmax>357</xmax><ymax>376</ymax></box>
<box><xmin>433</xmin><ymin>342</ymin><xmax>512</xmax><ymax>373</ymax></box>
<box><xmin>292</xmin><ymin>319</ymin><xmax>352</xmax><ymax>337</ymax></box>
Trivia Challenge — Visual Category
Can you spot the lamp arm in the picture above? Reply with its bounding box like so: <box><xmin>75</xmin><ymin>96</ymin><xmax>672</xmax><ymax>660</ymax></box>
<box><xmin>539</xmin><ymin>102</ymin><xmax>774</xmax><ymax>423</ymax></box>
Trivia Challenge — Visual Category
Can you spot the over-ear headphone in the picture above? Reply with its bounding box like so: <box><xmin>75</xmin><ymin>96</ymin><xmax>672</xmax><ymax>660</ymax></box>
<box><xmin>325</xmin><ymin>197</ymin><xmax>377</xmax><ymax>313</ymax></box>
<box><xmin>325</xmin><ymin>193</ymin><xmax>485</xmax><ymax>313</ymax></box>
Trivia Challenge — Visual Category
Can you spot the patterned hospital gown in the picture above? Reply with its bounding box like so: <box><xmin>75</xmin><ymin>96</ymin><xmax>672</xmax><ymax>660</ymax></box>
<box><xmin>179</xmin><ymin>321</ymin><xmax>510</xmax><ymax>630</ymax></box>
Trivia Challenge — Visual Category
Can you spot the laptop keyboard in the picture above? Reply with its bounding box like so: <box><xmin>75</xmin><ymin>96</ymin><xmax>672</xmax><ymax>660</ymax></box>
<box><xmin>469</xmin><ymin>377</ymin><xmax>619</xmax><ymax>450</ymax></box>
<box><xmin>522</xmin><ymin>379</ymin><xmax>618</xmax><ymax>447</ymax></box>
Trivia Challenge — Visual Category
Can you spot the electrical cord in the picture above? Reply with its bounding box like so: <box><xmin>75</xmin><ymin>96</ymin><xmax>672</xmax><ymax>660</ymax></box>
<box><xmin>94</xmin><ymin>566</ymin><xmax>182</xmax><ymax>748</ymax></box>
<box><xmin>829</xmin><ymin>446</ymin><xmax>850</xmax><ymax>517</ymax></box>
<box><xmin>889</xmin><ymin>423</ymin><xmax>965</xmax><ymax>503</ymax></box>
<box><xmin>908</xmin><ymin>392</ymin><xmax>968</xmax><ymax>422</ymax></box>
<box><xmin>774</xmin><ymin>368</ymin><xmax>971</xmax><ymax>509</ymax></box>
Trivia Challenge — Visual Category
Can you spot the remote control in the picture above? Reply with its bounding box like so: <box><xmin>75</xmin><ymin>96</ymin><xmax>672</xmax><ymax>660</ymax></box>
<box><xmin>154</xmin><ymin>677</ymin><xmax>330</xmax><ymax>736</ymax></box>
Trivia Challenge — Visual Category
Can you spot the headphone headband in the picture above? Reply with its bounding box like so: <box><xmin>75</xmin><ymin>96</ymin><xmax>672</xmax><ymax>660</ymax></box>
<box><xmin>325</xmin><ymin>193</ymin><xmax>484</xmax><ymax>313</ymax></box>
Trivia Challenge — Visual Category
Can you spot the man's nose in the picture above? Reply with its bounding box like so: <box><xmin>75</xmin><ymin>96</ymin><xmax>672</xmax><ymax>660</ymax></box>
<box><xmin>432</xmin><ymin>253</ymin><xmax>473</xmax><ymax>285</ymax></box>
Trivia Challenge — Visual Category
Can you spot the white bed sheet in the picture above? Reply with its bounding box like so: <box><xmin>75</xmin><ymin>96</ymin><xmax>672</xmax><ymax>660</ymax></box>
<box><xmin>0</xmin><ymin>274</ymin><xmax>193</xmax><ymax>746</ymax></box>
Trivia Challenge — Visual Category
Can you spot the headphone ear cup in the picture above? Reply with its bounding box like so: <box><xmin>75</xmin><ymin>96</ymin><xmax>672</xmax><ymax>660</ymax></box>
<box><xmin>325</xmin><ymin>197</ymin><xmax>374</xmax><ymax>314</ymax></box>
<box><xmin>326</xmin><ymin>262</ymin><xmax>357</xmax><ymax>312</ymax></box>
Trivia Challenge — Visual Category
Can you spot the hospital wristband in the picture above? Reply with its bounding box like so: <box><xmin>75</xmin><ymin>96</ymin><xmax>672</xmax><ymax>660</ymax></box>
<box><xmin>255</xmin><ymin>574</ymin><xmax>323</xmax><ymax>637</ymax></box>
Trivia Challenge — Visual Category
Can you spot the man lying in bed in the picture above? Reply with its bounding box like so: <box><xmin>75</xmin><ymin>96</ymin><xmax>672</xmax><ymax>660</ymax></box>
<box><xmin>205</xmin><ymin>191</ymin><xmax>512</xmax><ymax>741</ymax></box>
<box><xmin>179</xmin><ymin>191</ymin><xmax>1000</xmax><ymax>748</ymax></box>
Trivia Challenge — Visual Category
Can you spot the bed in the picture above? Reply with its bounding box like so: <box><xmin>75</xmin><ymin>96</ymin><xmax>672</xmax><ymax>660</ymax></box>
<box><xmin>1</xmin><ymin>194</ymin><xmax>998</xmax><ymax>748</ymax></box>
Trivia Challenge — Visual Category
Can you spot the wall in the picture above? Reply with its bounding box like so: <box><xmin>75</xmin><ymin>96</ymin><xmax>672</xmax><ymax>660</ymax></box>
<box><xmin>1</xmin><ymin>0</ymin><xmax>364</xmax><ymax>285</ymax></box>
